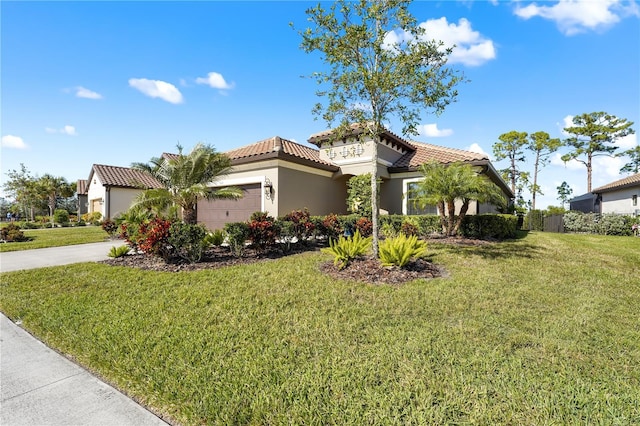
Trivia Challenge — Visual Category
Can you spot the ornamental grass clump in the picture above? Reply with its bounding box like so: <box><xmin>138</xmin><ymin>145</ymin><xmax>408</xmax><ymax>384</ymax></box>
<box><xmin>107</xmin><ymin>245</ymin><xmax>130</xmax><ymax>259</ymax></box>
<box><xmin>378</xmin><ymin>233</ymin><xmax>427</xmax><ymax>268</ymax></box>
<box><xmin>321</xmin><ymin>229</ymin><xmax>371</xmax><ymax>270</ymax></box>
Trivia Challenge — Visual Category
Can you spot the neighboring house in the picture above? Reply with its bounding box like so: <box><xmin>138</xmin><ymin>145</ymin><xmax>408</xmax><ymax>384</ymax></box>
<box><xmin>591</xmin><ymin>173</ymin><xmax>640</xmax><ymax>216</ymax></box>
<box><xmin>76</xmin><ymin>179</ymin><xmax>88</xmax><ymax>217</ymax></box>
<box><xmin>85</xmin><ymin>164</ymin><xmax>163</xmax><ymax>220</ymax></box>
<box><xmin>196</xmin><ymin>126</ymin><xmax>514</xmax><ymax>231</ymax></box>
<box><xmin>569</xmin><ymin>192</ymin><xmax>599</xmax><ymax>214</ymax></box>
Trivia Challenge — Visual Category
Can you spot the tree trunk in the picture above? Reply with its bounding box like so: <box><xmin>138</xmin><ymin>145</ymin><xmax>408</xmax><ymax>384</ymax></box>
<box><xmin>446</xmin><ymin>199</ymin><xmax>456</xmax><ymax>236</ymax></box>
<box><xmin>371</xmin><ymin>135</ymin><xmax>379</xmax><ymax>256</ymax></box>
<box><xmin>587</xmin><ymin>153</ymin><xmax>592</xmax><ymax>193</ymax></box>
<box><xmin>438</xmin><ymin>201</ymin><xmax>447</xmax><ymax>234</ymax></box>
<box><xmin>183</xmin><ymin>205</ymin><xmax>197</xmax><ymax>225</ymax></box>
<box><xmin>454</xmin><ymin>200</ymin><xmax>470</xmax><ymax>236</ymax></box>
<box><xmin>532</xmin><ymin>153</ymin><xmax>540</xmax><ymax>211</ymax></box>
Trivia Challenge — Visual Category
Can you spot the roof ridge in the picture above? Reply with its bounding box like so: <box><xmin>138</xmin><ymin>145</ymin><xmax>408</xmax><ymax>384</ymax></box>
<box><xmin>407</xmin><ymin>140</ymin><xmax>487</xmax><ymax>157</ymax></box>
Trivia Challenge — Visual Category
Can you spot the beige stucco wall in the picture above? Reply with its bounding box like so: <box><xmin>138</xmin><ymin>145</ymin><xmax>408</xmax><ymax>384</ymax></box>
<box><xmin>278</xmin><ymin>167</ymin><xmax>348</xmax><ymax>216</ymax></box>
<box><xmin>600</xmin><ymin>187</ymin><xmax>640</xmax><ymax>214</ymax></box>
<box><xmin>87</xmin><ymin>174</ymin><xmax>107</xmax><ymax>218</ymax></box>
<box><xmin>86</xmin><ymin>174</ymin><xmax>144</xmax><ymax>219</ymax></box>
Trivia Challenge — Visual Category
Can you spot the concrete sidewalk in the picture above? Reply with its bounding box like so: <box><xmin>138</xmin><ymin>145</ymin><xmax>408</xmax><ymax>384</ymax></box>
<box><xmin>1</xmin><ymin>314</ymin><xmax>170</xmax><ymax>426</ymax></box>
<box><xmin>0</xmin><ymin>240</ymin><xmax>120</xmax><ymax>272</ymax></box>
<box><xmin>1</xmin><ymin>243</ymin><xmax>172</xmax><ymax>425</ymax></box>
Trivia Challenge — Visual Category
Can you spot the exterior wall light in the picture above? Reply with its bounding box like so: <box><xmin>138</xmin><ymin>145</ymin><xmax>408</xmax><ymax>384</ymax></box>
<box><xmin>264</xmin><ymin>178</ymin><xmax>274</xmax><ymax>200</ymax></box>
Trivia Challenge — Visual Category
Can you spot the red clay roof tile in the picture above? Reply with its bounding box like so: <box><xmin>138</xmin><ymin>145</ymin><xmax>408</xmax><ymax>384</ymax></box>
<box><xmin>90</xmin><ymin>164</ymin><xmax>163</xmax><ymax>189</ymax></box>
<box><xmin>592</xmin><ymin>173</ymin><xmax>640</xmax><ymax>193</ymax></box>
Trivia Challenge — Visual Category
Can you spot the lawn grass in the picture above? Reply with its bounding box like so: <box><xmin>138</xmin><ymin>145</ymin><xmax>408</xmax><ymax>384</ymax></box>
<box><xmin>1</xmin><ymin>231</ymin><xmax>639</xmax><ymax>425</ymax></box>
<box><xmin>0</xmin><ymin>226</ymin><xmax>109</xmax><ymax>252</ymax></box>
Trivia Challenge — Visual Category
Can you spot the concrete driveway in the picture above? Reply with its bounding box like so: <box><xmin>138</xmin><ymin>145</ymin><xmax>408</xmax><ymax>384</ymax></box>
<box><xmin>0</xmin><ymin>240</ymin><xmax>120</xmax><ymax>272</ymax></box>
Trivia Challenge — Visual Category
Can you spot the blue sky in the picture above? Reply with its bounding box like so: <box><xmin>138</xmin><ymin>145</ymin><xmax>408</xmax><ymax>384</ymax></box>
<box><xmin>2</xmin><ymin>0</ymin><xmax>639</xmax><ymax>209</ymax></box>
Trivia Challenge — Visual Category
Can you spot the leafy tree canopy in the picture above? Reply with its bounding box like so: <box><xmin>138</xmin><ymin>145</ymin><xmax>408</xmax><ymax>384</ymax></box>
<box><xmin>561</xmin><ymin>111</ymin><xmax>635</xmax><ymax>191</ymax></box>
<box><xmin>296</xmin><ymin>0</ymin><xmax>464</xmax><ymax>254</ymax></box>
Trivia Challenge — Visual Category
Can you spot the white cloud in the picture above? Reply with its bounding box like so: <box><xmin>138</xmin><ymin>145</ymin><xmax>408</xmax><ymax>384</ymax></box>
<box><xmin>45</xmin><ymin>125</ymin><xmax>77</xmax><ymax>136</ymax></box>
<box><xmin>514</xmin><ymin>0</ymin><xmax>639</xmax><ymax>35</ymax></box>
<box><xmin>557</xmin><ymin>114</ymin><xmax>574</xmax><ymax>136</ymax></box>
<box><xmin>75</xmin><ymin>86</ymin><xmax>103</xmax><ymax>99</ymax></box>
<box><xmin>419</xmin><ymin>17</ymin><xmax>496</xmax><ymax>66</ymax></box>
<box><xmin>617</xmin><ymin>133</ymin><xmax>637</xmax><ymax>150</ymax></box>
<box><xmin>384</xmin><ymin>17</ymin><xmax>496</xmax><ymax>67</ymax></box>
<box><xmin>466</xmin><ymin>142</ymin><xmax>490</xmax><ymax>158</ymax></box>
<box><xmin>195</xmin><ymin>72</ymin><xmax>234</xmax><ymax>90</ymax></box>
<box><xmin>1</xmin><ymin>135</ymin><xmax>28</xmax><ymax>149</ymax></box>
<box><xmin>128</xmin><ymin>78</ymin><xmax>184</xmax><ymax>104</ymax></box>
<box><xmin>551</xmin><ymin>152</ymin><xmax>583</xmax><ymax>170</ymax></box>
<box><xmin>418</xmin><ymin>123</ymin><xmax>453</xmax><ymax>137</ymax></box>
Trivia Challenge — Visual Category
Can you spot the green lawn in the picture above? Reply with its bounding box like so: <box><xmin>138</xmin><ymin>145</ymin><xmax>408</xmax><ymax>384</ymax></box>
<box><xmin>0</xmin><ymin>226</ymin><xmax>109</xmax><ymax>252</ymax></box>
<box><xmin>1</xmin><ymin>232</ymin><xmax>639</xmax><ymax>425</ymax></box>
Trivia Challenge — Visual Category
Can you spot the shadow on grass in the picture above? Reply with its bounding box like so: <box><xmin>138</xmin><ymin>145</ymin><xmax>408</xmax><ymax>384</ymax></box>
<box><xmin>428</xmin><ymin>235</ymin><xmax>542</xmax><ymax>260</ymax></box>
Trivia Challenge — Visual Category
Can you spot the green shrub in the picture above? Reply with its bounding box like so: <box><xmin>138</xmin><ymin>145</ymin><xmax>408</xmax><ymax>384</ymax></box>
<box><xmin>53</xmin><ymin>209</ymin><xmax>70</xmax><ymax>224</ymax></box>
<box><xmin>321</xmin><ymin>229</ymin><xmax>372</xmax><ymax>270</ymax></box>
<box><xmin>320</xmin><ymin>213</ymin><xmax>342</xmax><ymax>240</ymax></box>
<box><xmin>378</xmin><ymin>233</ymin><xmax>427</xmax><ymax>268</ymax></box>
<box><xmin>460</xmin><ymin>214</ymin><xmax>517</xmax><ymax>239</ymax></box>
<box><xmin>205</xmin><ymin>229</ymin><xmax>225</xmax><ymax>247</ymax></box>
<box><xmin>276</xmin><ymin>220</ymin><xmax>295</xmax><ymax>252</ymax></box>
<box><xmin>224</xmin><ymin>222</ymin><xmax>250</xmax><ymax>257</ymax></box>
<box><xmin>168</xmin><ymin>222</ymin><xmax>208</xmax><ymax>263</ymax></box>
<box><xmin>121</xmin><ymin>217</ymin><xmax>172</xmax><ymax>258</ymax></box>
<box><xmin>400</xmin><ymin>219</ymin><xmax>419</xmax><ymax>236</ymax></box>
<box><xmin>354</xmin><ymin>217</ymin><xmax>373</xmax><ymax>237</ymax></box>
<box><xmin>101</xmin><ymin>219</ymin><xmax>118</xmax><ymax>237</ymax></box>
<box><xmin>564</xmin><ymin>212</ymin><xmax>634</xmax><ymax>236</ymax></box>
<box><xmin>282</xmin><ymin>208</ymin><xmax>316</xmax><ymax>243</ymax></box>
<box><xmin>18</xmin><ymin>221</ymin><xmax>39</xmax><ymax>229</ymax></box>
<box><xmin>0</xmin><ymin>223</ymin><xmax>29</xmax><ymax>242</ymax></box>
<box><xmin>108</xmin><ymin>245</ymin><xmax>130</xmax><ymax>258</ymax></box>
<box><xmin>248</xmin><ymin>212</ymin><xmax>277</xmax><ymax>252</ymax></box>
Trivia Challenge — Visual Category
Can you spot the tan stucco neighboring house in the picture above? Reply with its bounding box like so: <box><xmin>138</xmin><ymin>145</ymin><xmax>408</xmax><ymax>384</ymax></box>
<box><xmin>591</xmin><ymin>172</ymin><xmax>640</xmax><ymax>216</ymax></box>
<box><xmin>197</xmin><ymin>126</ymin><xmax>514</xmax><ymax>231</ymax></box>
<box><xmin>85</xmin><ymin>164</ymin><xmax>163</xmax><ymax>220</ymax></box>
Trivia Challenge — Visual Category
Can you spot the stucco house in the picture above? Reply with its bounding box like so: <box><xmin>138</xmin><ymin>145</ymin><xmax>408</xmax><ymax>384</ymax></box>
<box><xmin>82</xmin><ymin>126</ymin><xmax>513</xmax><ymax>229</ymax></box>
<box><xmin>85</xmin><ymin>164</ymin><xmax>163</xmax><ymax>220</ymax></box>
<box><xmin>196</xmin><ymin>126</ymin><xmax>513</xmax><ymax>230</ymax></box>
<box><xmin>591</xmin><ymin>173</ymin><xmax>640</xmax><ymax>216</ymax></box>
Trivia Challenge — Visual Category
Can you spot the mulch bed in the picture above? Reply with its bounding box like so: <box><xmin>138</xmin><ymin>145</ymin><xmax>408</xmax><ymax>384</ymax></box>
<box><xmin>100</xmin><ymin>236</ymin><xmax>494</xmax><ymax>284</ymax></box>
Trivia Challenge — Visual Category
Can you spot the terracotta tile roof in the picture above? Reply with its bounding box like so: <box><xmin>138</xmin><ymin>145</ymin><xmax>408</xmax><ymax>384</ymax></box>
<box><xmin>224</xmin><ymin>136</ymin><xmax>338</xmax><ymax>171</ymax></box>
<box><xmin>308</xmin><ymin>123</ymin><xmax>414</xmax><ymax>151</ymax></box>
<box><xmin>89</xmin><ymin>164</ymin><xmax>163</xmax><ymax>189</ymax></box>
<box><xmin>76</xmin><ymin>179</ymin><xmax>88</xmax><ymax>195</ymax></box>
<box><xmin>391</xmin><ymin>141</ymin><xmax>489</xmax><ymax>170</ymax></box>
<box><xmin>592</xmin><ymin>173</ymin><xmax>640</xmax><ymax>193</ymax></box>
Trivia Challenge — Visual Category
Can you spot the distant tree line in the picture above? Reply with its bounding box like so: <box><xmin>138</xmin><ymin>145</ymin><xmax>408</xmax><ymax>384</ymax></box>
<box><xmin>493</xmin><ymin>111</ymin><xmax>635</xmax><ymax>213</ymax></box>
<box><xmin>2</xmin><ymin>164</ymin><xmax>76</xmax><ymax>223</ymax></box>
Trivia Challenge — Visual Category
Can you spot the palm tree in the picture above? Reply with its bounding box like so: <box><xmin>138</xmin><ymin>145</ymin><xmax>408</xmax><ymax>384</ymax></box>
<box><xmin>410</xmin><ymin>161</ymin><xmax>506</xmax><ymax>236</ymax></box>
<box><xmin>131</xmin><ymin>143</ymin><xmax>242</xmax><ymax>224</ymax></box>
<box><xmin>37</xmin><ymin>174</ymin><xmax>75</xmax><ymax>225</ymax></box>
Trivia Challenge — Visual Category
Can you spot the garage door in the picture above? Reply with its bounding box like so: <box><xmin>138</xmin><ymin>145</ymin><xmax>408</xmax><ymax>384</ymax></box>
<box><xmin>197</xmin><ymin>183</ymin><xmax>262</xmax><ymax>231</ymax></box>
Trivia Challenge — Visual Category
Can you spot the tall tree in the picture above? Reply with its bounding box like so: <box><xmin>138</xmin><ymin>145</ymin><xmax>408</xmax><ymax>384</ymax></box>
<box><xmin>493</xmin><ymin>131</ymin><xmax>529</xmax><ymax>196</ymax></box>
<box><xmin>556</xmin><ymin>181</ymin><xmax>573</xmax><ymax>209</ymax></box>
<box><xmin>296</xmin><ymin>0</ymin><xmax>463</xmax><ymax>255</ymax></box>
<box><xmin>131</xmin><ymin>143</ymin><xmax>242</xmax><ymax>224</ymax></box>
<box><xmin>527</xmin><ymin>131</ymin><xmax>562</xmax><ymax>210</ymax></box>
<box><xmin>617</xmin><ymin>145</ymin><xmax>640</xmax><ymax>174</ymax></box>
<box><xmin>37</xmin><ymin>174</ymin><xmax>75</xmax><ymax>225</ymax></box>
<box><xmin>561</xmin><ymin>112</ymin><xmax>635</xmax><ymax>192</ymax></box>
<box><xmin>3</xmin><ymin>164</ymin><xmax>44</xmax><ymax>220</ymax></box>
<box><xmin>410</xmin><ymin>161</ymin><xmax>506</xmax><ymax>236</ymax></box>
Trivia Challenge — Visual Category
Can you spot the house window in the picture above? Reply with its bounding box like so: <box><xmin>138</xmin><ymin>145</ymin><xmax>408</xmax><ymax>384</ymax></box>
<box><xmin>633</xmin><ymin>195</ymin><xmax>638</xmax><ymax>206</ymax></box>
<box><xmin>405</xmin><ymin>181</ymin><xmax>437</xmax><ymax>215</ymax></box>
